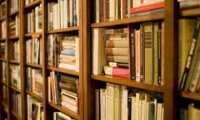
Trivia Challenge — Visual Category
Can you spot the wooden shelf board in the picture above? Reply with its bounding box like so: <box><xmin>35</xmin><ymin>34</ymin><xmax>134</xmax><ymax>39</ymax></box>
<box><xmin>48</xmin><ymin>102</ymin><xmax>79</xmax><ymax>120</ymax></box>
<box><xmin>180</xmin><ymin>7</ymin><xmax>200</xmax><ymax>17</ymax></box>
<box><xmin>25</xmin><ymin>63</ymin><xmax>42</xmax><ymax>68</ymax></box>
<box><xmin>25</xmin><ymin>0</ymin><xmax>42</xmax><ymax>9</ymax></box>
<box><xmin>0</xmin><ymin>17</ymin><xmax>6</xmax><ymax>21</ymax></box>
<box><xmin>9</xmin><ymin>36</ymin><xmax>19</xmax><ymax>40</ymax></box>
<box><xmin>48</xmin><ymin>27</ymin><xmax>79</xmax><ymax>34</ymax></box>
<box><xmin>91</xmin><ymin>13</ymin><xmax>164</xmax><ymax>28</ymax></box>
<box><xmin>9</xmin><ymin>11</ymin><xmax>19</xmax><ymax>17</ymax></box>
<box><xmin>180</xmin><ymin>92</ymin><xmax>200</xmax><ymax>101</ymax></box>
<box><xmin>24</xmin><ymin>32</ymin><xmax>42</xmax><ymax>37</ymax></box>
<box><xmin>0</xmin><ymin>58</ymin><xmax>6</xmax><ymax>61</ymax></box>
<box><xmin>2</xmin><ymin>102</ymin><xmax>8</xmax><ymax>108</ymax></box>
<box><xmin>1</xmin><ymin>81</ymin><xmax>8</xmax><ymax>86</ymax></box>
<box><xmin>91</xmin><ymin>75</ymin><xmax>164</xmax><ymax>93</ymax></box>
<box><xmin>48</xmin><ymin>66</ymin><xmax>79</xmax><ymax>76</ymax></box>
<box><xmin>11</xmin><ymin>110</ymin><xmax>21</xmax><ymax>120</ymax></box>
<box><xmin>0</xmin><ymin>38</ymin><xmax>6</xmax><ymax>41</ymax></box>
<box><xmin>26</xmin><ymin>90</ymin><xmax>43</xmax><ymax>102</ymax></box>
<box><xmin>10</xmin><ymin>86</ymin><xmax>21</xmax><ymax>93</ymax></box>
<box><xmin>9</xmin><ymin>60</ymin><xmax>20</xmax><ymax>64</ymax></box>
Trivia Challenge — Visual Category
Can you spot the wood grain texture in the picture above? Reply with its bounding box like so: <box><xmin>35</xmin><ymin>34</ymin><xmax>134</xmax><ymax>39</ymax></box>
<box><xmin>92</xmin><ymin>75</ymin><xmax>164</xmax><ymax>93</ymax></box>
<box><xmin>91</xmin><ymin>13</ymin><xmax>164</xmax><ymax>28</ymax></box>
<box><xmin>180</xmin><ymin>8</ymin><xmax>200</xmax><ymax>17</ymax></box>
<box><xmin>47</xmin><ymin>66</ymin><xmax>79</xmax><ymax>76</ymax></box>
<box><xmin>47</xmin><ymin>27</ymin><xmax>79</xmax><ymax>34</ymax></box>
<box><xmin>181</xmin><ymin>92</ymin><xmax>200</xmax><ymax>101</ymax></box>
<box><xmin>48</xmin><ymin>102</ymin><xmax>79</xmax><ymax>120</ymax></box>
<box><xmin>164</xmin><ymin>0</ymin><xmax>178</xmax><ymax>120</ymax></box>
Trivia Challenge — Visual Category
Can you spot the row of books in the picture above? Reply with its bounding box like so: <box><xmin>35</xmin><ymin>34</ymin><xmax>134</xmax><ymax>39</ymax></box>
<box><xmin>180</xmin><ymin>103</ymin><xmax>200</xmax><ymax>120</ymax></box>
<box><xmin>93</xmin><ymin>0</ymin><xmax>164</xmax><ymax>23</ymax></box>
<box><xmin>47</xmin><ymin>34</ymin><xmax>79</xmax><ymax>72</ymax></box>
<box><xmin>26</xmin><ymin>4</ymin><xmax>42</xmax><ymax>33</ymax></box>
<box><xmin>0</xmin><ymin>61</ymin><xmax>6</xmax><ymax>82</ymax></box>
<box><xmin>27</xmin><ymin>95</ymin><xmax>44</xmax><ymax>120</ymax></box>
<box><xmin>10</xmin><ymin>40</ymin><xmax>20</xmax><ymax>61</ymax></box>
<box><xmin>48</xmin><ymin>71</ymin><xmax>79</xmax><ymax>113</ymax></box>
<box><xmin>92</xmin><ymin>22</ymin><xmax>163</xmax><ymax>85</ymax></box>
<box><xmin>47</xmin><ymin>0</ymin><xmax>79</xmax><ymax>30</ymax></box>
<box><xmin>9</xmin><ymin>15</ymin><xmax>19</xmax><ymax>37</ymax></box>
<box><xmin>10</xmin><ymin>64</ymin><xmax>21</xmax><ymax>90</ymax></box>
<box><xmin>11</xmin><ymin>91</ymin><xmax>22</xmax><ymax>117</ymax></box>
<box><xmin>0</xmin><ymin>20</ymin><xmax>7</xmax><ymax>38</ymax></box>
<box><xmin>0</xmin><ymin>1</ymin><xmax>6</xmax><ymax>19</ymax></box>
<box><xmin>53</xmin><ymin>112</ymin><xmax>75</xmax><ymax>120</ymax></box>
<box><xmin>95</xmin><ymin>83</ymin><xmax>164</xmax><ymax>120</ymax></box>
<box><xmin>0</xmin><ymin>42</ymin><xmax>5</xmax><ymax>59</ymax></box>
<box><xmin>179</xmin><ymin>18</ymin><xmax>200</xmax><ymax>93</ymax></box>
<box><xmin>26</xmin><ymin>67</ymin><xmax>43</xmax><ymax>98</ymax></box>
<box><xmin>26</xmin><ymin>37</ymin><xmax>42</xmax><ymax>65</ymax></box>
<box><xmin>9</xmin><ymin>0</ymin><xmax>19</xmax><ymax>14</ymax></box>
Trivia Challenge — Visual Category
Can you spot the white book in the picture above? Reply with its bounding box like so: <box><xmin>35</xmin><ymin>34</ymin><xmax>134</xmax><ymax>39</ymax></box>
<box><xmin>106</xmin><ymin>83</ymin><xmax>114</xmax><ymax>120</ymax></box>
<box><xmin>92</xmin><ymin>28</ymin><xmax>106</xmax><ymax>75</ymax></box>
<box><xmin>114</xmin><ymin>85</ymin><xmax>121</xmax><ymax>120</ymax></box>
<box><xmin>121</xmin><ymin>86</ymin><xmax>128</xmax><ymax>120</ymax></box>
<box><xmin>76</xmin><ymin>0</ymin><xmax>79</xmax><ymax>25</ymax></box>
<box><xmin>100</xmin><ymin>89</ymin><xmax>106</xmax><ymax>120</ymax></box>
<box><xmin>75</xmin><ymin>37</ymin><xmax>79</xmax><ymax>72</ymax></box>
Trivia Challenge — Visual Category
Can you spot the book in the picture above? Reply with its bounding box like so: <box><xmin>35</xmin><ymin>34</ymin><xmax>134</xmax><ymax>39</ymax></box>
<box><xmin>178</xmin><ymin>19</ymin><xmax>196</xmax><ymax>87</ymax></box>
<box><xmin>130</xmin><ymin>2</ymin><xmax>164</xmax><ymax>14</ymax></box>
<box><xmin>104</xmin><ymin>66</ymin><xmax>129</xmax><ymax>78</ymax></box>
<box><xmin>179</xmin><ymin>19</ymin><xmax>200</xmax><ymax>91</ymax></box>
<box><xmin>92</xmin><ymin>28</ymin><xmax>106</xmax><ymax>75</ymax></box>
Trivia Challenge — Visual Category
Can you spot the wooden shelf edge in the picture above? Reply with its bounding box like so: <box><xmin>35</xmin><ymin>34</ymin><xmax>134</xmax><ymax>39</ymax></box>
<box><xmin>0</xmin><ymin>58</ymin><xmax>6</xmax><ymax>61</ymax></box>
<box><xmin>11</xmin><ymin>110</ymin><xmax>21</xmax><ymax>120</ymax></box>
<box><xmin>25</xmin><ymin>0</ymin><xmax>42</xmax><ymax>9</ymax></box>
<box><xmin>48</xmin><ymin>27</ymin><xmax>79</xmax><ymax>33</ymax></box>
<box><xmin>25</xmin><ymin>63</ymin><xmax>42</xmax><ymax>68</ymax></box>
<box><xmin>91</xmin><ymin>13</ymin><xmax>164</xmax><ymax>28</ymax></box>
<box><xmin>9</xmin><ymin>36</ymin><xmax>19</xmax><ymax>40</ymax></box>
<box><xmin>24</xmin><ymin>32</ymin><xmax>42</xmax><ymax>37</ymax></box>
<box><xmin>9</xmin><ymin>11</ymin><xmax>19</xmax><ymax>17</ymax></box>
<box><xmin>10</xmin><ymin>60</ymin><xmax>20</xmax><ymax>64</ymax></box>
<box><xmin>48</xmin><ymin>102</ymin><xmax>79</xmax><ymax>120</ymax></box>
<box><xmin>26</xmin><ymin>90</ymin><xmax>43</xmax><ymax>102</ymax></box>
<box><xmin>47</xmin><ymin>66</ymin><xmax>79</xmax><ymax>76</ymax></box>
<box><xmin>1</xmin><ymin>81</ymin><xmax>8</xmax><ymax>86</ymax></box>
<box><xmin>91</xmin><ymin>75</ymin><xmax>164</xmax><ymax>93</ymax></box>
<box><xmin>10</xmin><ymin>86</ymin><xmax>21</xmax><ymax>93</ymax></box>
<box><xmin>180</xmin><ymin>92</ymin><xmax>200</xmax><ymax>101</ymax></box>
<box><xmin>0</xmin><ymin>17</ymin><xmax>6</xmax><ymax>21</ymax></box>
<box><xmin>179</xmin><ymin>7</ymin><xmax>200</xmax><ymax>17</ymax></box>
<box><xmin>0</xmin><ymin>38</ymin><xmax>6</xmax><ymax>41</ymax></box>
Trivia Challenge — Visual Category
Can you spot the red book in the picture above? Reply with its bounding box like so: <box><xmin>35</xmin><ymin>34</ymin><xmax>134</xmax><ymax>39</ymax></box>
<box><xmin>130</xmin><ymin>2</ymin><xmax>164</xmax><ymax>14</ymax></box>
<box><xmin>104</xmin><ymin>66</ymin><xmax>129</xmax><ymax>78</ymax></box>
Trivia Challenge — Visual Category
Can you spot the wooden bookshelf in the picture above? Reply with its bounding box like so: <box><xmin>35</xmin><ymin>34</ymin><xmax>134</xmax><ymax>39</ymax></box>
<box><xmin>47</xmin><ymin>66</ymin><xmax>79</xmax><ymax>76</ymax></box>
<box><xmin>24</xmin><ymin>0</ymin><xmax>42</xmax><ymax>9</ymax></box>
<box><xmin>25</xmin><ymin>63</ymin><xmax>42</xmax><ymax>68</ymax></box>
<box><xmin>11</xmin><ymin>110</ymin><xmax>21</xmax><ymax>120</ymax></box>
<box><xmin>9</xmin><ymin>60</ymin><xmax>20</xmax><ymax>64</ymax></box>
<box><xmin>1</xmin><ymin>81</ymin><xmax>8</xmax><ymax>86</ymax></box>
<box><xmin>9</xmin><ymin>11</ymin><xmax>19</xmax><ymax>17</ymax></box>
<box><xmin>0</xmin><ymin>58</ymin><xmax>6</xmax><ymax>61</ymax></box>
<box><xmin>8</xmin><ymin>36</ymin><xmax>19</xmax><ymax>40</ymax></box>
<box><xmin>92</xmin><ymin>75</ymin><xmax>164</xmax><ymax>93</ymax></box>
<box><xmin>91</xmin><ymin>13</ymin><xmax>164</xmax><ymax>28</ymax></box>
<box><xmin>48</xmin><ymin>102</ymin><xmax>79</xmax><ymax>120</ymax></box>
<box><xmin>47</xmin><ymin>27</ymin><xmax>79</xmax><ymax>34</ymax></box>
<box><xmin>180</xmin><ymin>7</ymin><xmax>200</xmax><ymax>17</ymax></box>
<box><xmin>10</xmin><ymin>86</ymin><xmax>21</xmax><ymax>93</ymax></box>
<box><xmin>0</xmin><ymin>38</ymin><xmax>6</xmax><ymax>41</ymax></box>
<box><xmin>0</xmin><ymin>17</ymin><xmax>6</xmax><ymax>21</ymax></box>
<box><xmin>26</xmin><ymin>91</ymin><xmax>43</xmax><ymax>102</ymax></box>
<box><xmin>180</xmin><ymin>92</ymin><xmax>200</xmax><ymax>101</ymax></box>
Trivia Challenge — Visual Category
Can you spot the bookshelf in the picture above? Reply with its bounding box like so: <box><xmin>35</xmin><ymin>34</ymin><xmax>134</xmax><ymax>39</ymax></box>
<box><xmin>0</xmin><ymin>0</ymin><xmax>199</xmax><ymax>120</ymax></box>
